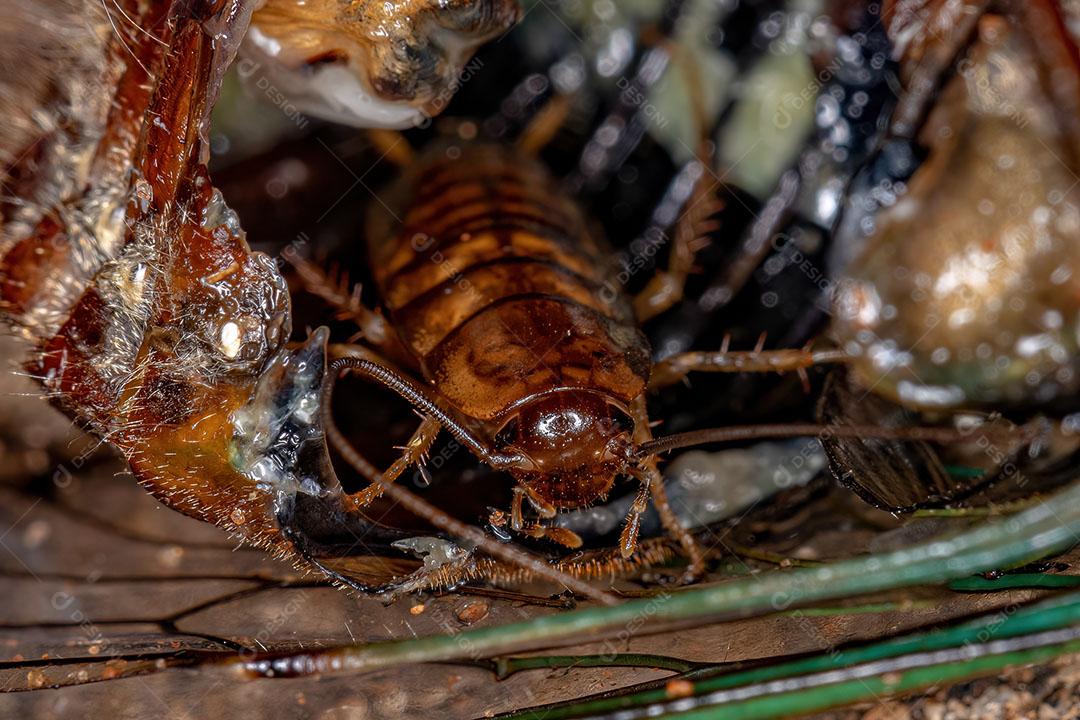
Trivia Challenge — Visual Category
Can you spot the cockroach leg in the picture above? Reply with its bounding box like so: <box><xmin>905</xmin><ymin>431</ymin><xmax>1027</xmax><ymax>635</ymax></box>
<box><xmin>648</xmin><ymin>339</ymin><xmax>848</xmax><ymax>391</ymax></box>
<box><xmin>509</xmin><ymin>486</ymin><xmax>582</xmax><ymax>549</ymax></box>
<box><xmin>632</xmin><ymin>186</ymin><xmax>719</xmax><ymax>322</ymax></box>
<box><xmin>633</xmin><ymin>141</ymin><xmax>720</xmax><ymax>323</ymax></box>
<box><xmin>342</xmin><ymin>416</ymin><xmax>441</xmax><ymax>509</ymax></box>
<box><xmin>366</xmin><ymin>128</ymin><xmax>416</xmax><ymax>168</ymax></box>
<box><xmin>517</xmin><ymin>484</ymin><xmax>557</xmax><ymax>519</ymax></box>
<box><xmin>517</xmin><ymin>92</ymin><xmax>574</xmax><ymax>156</ymax></box>
<box><xmin>509</xmin><ymin>487</ymin><xmax>525</xmax><ymax>528</ymax></box>
<box><xmin>629</xmin><ymin>397</ymin><xmax>706</xmax><ymax>580</ymax></box>
<box><xmin>633</xmin><ymin>37</ymin><xmax>721</xmax><ymax>324</ymax></box>
<box><xmin>322</xmin><ymin>357</ymin><xmax>619</xmax><ymax>605</ymax></box>
<box><xmin>517</xmin><ymin>523</ymin><xmax>585</xmax><ymax>550</ymax></box>
<box><xmin>617</xmin><ymin>478</ymin><xmax>650</xmax><ymax>560</ymax></box>
<box><xmin>288</xmin><ymin>255</ymin><xmax>393</xmax><ymax>349</ymax></box>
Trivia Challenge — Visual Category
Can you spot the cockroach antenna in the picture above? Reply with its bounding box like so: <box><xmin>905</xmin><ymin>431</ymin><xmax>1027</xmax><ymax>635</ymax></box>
<box><xmin>634</xmin><ymin>423</ymin><xmax>973</xmax><ymax>460</ymax></box>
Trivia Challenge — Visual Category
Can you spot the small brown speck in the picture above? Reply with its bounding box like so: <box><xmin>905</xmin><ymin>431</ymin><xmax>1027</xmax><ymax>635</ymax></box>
<box><xmin>456</xmin><ymin>600</ymin><xmax>490</xmax><ymax>625</ymax></box>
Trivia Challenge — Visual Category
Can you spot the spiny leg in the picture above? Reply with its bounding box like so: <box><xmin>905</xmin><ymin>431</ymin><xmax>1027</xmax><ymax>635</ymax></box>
<box><xmin>322</xmin><ymin>355</ymin><xmax>619</xmax><ymax>605</ymax></box>
<box><xmin>649</xmin><ymin>334</ymin><xmax>848</xmax><ymax>391</ymax></box>
<box><xmin>506</xmin><ymin>486</ymin><xmax>583</xmax><ymax>549</ymax></box>
<box><xmin>344</xmin><ymin>416</ymin><xmax>441</xmax><ymax>509</ymax></box>
<box><xmin>633</xmin><ymin>40</ymin><xmax>721</xmax><ymax>323</ymax></box>
<box><xmin>288</xmin><ymin>255</ymin><xmax>392</xmax><ymax>349</ymax></box>
<box><xmin>632</xmin><ymin>161</ymin><xmax>721</xmax><ymax>322</ymax></box>
<box><xmin>628</xmin><ymin>396</ymin><xmax>706</xmax><ymax>581</ymax></box>
<box><xmin>632</xmin><ymin>122</ymin><xmax>722</xmax><ymax>323</ymax></box>
<box><xmin>517</xmin><ymin>92</ymin><xmax>574</xmax><ymax>156</ymax></box>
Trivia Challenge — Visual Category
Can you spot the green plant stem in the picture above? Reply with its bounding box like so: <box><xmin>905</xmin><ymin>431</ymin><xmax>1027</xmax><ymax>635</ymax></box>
<box><xmin>492</xmin><ymin>653</ymin><xmax>707</xmax><ymax>679</ymax></box>
<box><xmin>496</xmin><ymin>593</ymin><xmax>1080</xmax><ymax>719</ymax></box>
<box><xmin>949</xmin><ymin>573</ymin><xmax>1080</xmax><ymax>592</ymax></box>
<box><xmin>669</xmin><ymin>636</ymin><xmax>1080</xmax><ymax>720</ymax></box>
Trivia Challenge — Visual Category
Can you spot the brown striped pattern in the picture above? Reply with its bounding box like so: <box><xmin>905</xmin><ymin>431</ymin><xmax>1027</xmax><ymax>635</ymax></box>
<box><xmin>368</xmin><ymin>145</ymin><xmax>650</xmax><ymax>421</ymax></box>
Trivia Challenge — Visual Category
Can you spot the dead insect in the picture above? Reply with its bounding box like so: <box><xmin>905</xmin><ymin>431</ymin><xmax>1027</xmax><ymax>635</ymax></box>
<box><xmin>0</xmin><ymin>0</ymin><xmax>607</xmax><ymax>600</ymax></box>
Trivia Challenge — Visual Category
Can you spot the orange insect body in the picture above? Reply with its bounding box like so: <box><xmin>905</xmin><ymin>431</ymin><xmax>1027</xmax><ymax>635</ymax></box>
<box><xmin>368</xmin><ymin>146</ymin><xmax>650</xmax><ymax>512</ymax></box>
<box><xmin>0</xmin><ymin>1</ymin><xmax>415</xmax><ymax>580</ymax></box>
<box><xmin>0</xmin><ymin>0</ymin><xmax>298</xmax><ymax>555</ymax></box>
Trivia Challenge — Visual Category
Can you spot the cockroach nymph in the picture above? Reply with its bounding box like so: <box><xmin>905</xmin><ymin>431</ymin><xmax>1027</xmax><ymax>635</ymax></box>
<box><xmin>306</xmin><ymin>117</ymin><xmax>944</xmax><ymax>591</ymax></box>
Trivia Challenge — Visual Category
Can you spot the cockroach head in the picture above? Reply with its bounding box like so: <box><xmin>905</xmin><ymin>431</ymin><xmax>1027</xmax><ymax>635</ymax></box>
<box><xmin>493</xmin><ymin>389</ymin><xmax>635</xmax><ymax>508</ymax></box>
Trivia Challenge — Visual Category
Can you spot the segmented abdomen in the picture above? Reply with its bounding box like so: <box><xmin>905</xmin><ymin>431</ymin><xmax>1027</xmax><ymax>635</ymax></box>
<box><xmin>368</xmin><ymin>145</ymin><xmax>650</xmax><ymax>421</ymax></box>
